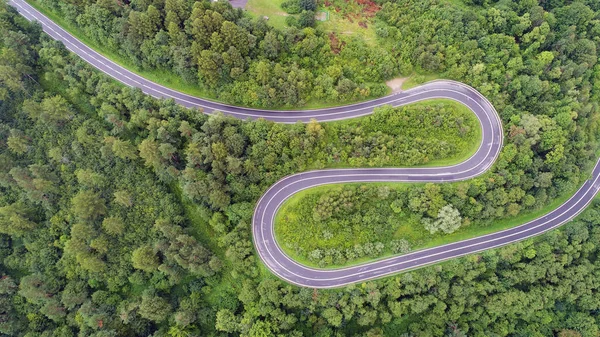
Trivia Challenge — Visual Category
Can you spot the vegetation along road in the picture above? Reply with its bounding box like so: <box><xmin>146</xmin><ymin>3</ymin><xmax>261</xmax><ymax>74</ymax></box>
<box><xmin>11</xmin><ymin>0</ymin><xmax>600</xmax><ymax>288</ymax></box>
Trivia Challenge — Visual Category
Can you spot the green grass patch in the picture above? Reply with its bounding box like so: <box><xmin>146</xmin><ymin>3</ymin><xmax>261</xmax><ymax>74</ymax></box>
<box><xmin>170</xmin><ymin>184</ymin><xmax>243</xmax><ymax>308</ymax></box>
<box><xmin>246</xmin><ymin>0</ymin><xmax>289</xmax><ymax>29</ymax></box>
<box><xmin>318</xmin><ymin>8</ymin><xmax>378</xmax><ymax>45</ymax></box>
<box><xmin>274</xmin><ymin>182</ymin><xmax>419</xmax><ymax>267</ymax></box>
<box><xmin>311</xmin><ymin>99</ymin><xmax>482</xmax><ymax>170</ymax></box>
<box><xmin>172</xmin><ymin>185</ymin><xmax>223</xmax><ymax>256</ymax></box>
<box><xmin>402</xmin><ymin>73</ymin><xmax>443</xmax><ymax>90</ymax></box>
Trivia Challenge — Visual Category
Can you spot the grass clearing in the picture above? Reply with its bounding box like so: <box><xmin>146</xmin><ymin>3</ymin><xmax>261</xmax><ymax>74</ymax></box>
<box><xmin>246</xmin><ymin>0</ymin><xmax>289</xmax><ymax>29</ymax></box>
<box><xmin>402</xmin><ymin>73</ymin><xmax>443</xmax><ymax>90</ymax></box>
<box><xmin>314</xmin><ymin>99</ymin><xmax>482</xmax><ymax>170</ymax></box>
<box><xmin>245</xmin><ymin>0</ymin><xmax>379</xmax><ymax>44</ymax></box>
<box><xmin>319</xmin><ymin>9</ymin><xmax>378</xmax><ymax>45</ymax></box>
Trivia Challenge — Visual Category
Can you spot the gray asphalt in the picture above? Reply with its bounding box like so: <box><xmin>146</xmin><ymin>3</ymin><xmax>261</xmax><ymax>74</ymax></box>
<box><xmin>228</xmin><ymin>0</ymin><xmax>248</xmax><ymax>9</ymax></box>
<box><xmin>11</xmin><ymin>0</ymin><xmax>600</xmax><ymax>288</ymax></box>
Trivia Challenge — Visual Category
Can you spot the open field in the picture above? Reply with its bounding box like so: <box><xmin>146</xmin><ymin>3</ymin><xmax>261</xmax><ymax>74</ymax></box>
<box><xmin>245</xmin><ymin>0</ymin><xmax>289</xmax><ymax>29</ymax></box>
<box><xmin>245</xmin><ymin>0</ymin><xmax>379</xmax><ymax>44</ymax></box>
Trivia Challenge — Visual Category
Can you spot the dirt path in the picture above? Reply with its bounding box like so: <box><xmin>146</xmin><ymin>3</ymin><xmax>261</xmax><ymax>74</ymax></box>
<box><xmin>386</xmin><ymin>77</ymin><xmax>408</xmax><ymax>93</ymax></box>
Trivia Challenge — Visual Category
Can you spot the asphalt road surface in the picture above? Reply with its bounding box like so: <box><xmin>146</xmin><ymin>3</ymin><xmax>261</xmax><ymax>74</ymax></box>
<box><xmin>11</xmin><ymin>0</ymin><xmax>600</xmax><ymax>288</ymax></box>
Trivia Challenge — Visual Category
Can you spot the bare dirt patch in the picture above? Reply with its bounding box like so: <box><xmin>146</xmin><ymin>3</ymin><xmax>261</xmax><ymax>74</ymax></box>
<box><xmin>324</xmin><ymin>0</ymin><xmax>381</xmax><ymax>28</ymax></box>
<box><xmin>329</xmin><ymin>32</ymin><xmax>347</xmax><ymax>54</ymax></box>
<box><xmin>386</xmin><ymin>77</ymin><xmax>408</xmax><ymax>93</ymax></box>
<box><xmin>315</xmin><ymin>11</ymin><xmax>327</xmax><ymax>21</ymax></box>
<box><xmin>356</xmin><ymin>0</ymin><xmax>380</xmax><ymax>17</ymax></box>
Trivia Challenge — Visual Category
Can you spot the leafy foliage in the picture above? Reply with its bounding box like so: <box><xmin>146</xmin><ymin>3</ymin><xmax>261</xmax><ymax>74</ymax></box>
<box><xmin>32</xmin><ymin>0</ymin><xmax>395</xmax><ymax>107</ymax></box>
<box><xmin>2</xmin><ymin>0</ymin><xmax>600</xmax><ymax>337</ymax></box>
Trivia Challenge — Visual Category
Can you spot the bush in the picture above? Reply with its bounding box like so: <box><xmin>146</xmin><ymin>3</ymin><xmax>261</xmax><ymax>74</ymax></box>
<box><xmin>281</xmin><ymin>0</ymin><xmax>302</xmax><ymax>14</ymax></box>
<box><xmin>423</xmin><ymin>204</ymin><xmax>462</xmax><ymax>234</ymax></box>
<box><xmin>285</xmin><ymin>15</ymin><xmax>299</xmax><ymax>27</ymax></box>
<box><xmin>300</xmin><ymin>0</ymin><xmax>317</xmax><ymax>11</ymax></box>
<box><xmin>298</xmin><ymin>10</ymin><xmax>316</xmax><ymax>28</ymax></box>
<box><xmin>390</xmin><ymin>239</ymin><xmax>411</xmax><ymax>254</ymax></box>
<box><xmin>282</xmin><ymin>0</ymin><xmax>316</xmax><ymax>14</ymax></box>
<box><xmin>308</xmin><ymin>249</ymin><xmax>323</xmax><ymax>262</ymax></box>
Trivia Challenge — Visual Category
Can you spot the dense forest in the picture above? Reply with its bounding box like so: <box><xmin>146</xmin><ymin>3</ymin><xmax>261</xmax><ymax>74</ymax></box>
<box><xmin>276</xmin><ymin>0</ymin><xmax>600</xmax><ymax>266</ymax></box>
<box><xmin>3</xmin><ymin>0</ymin><xmax>600</xmax><ymax>336</ymax></box>
<box><xmin>30</xmin><ymin>0</ymin><xmax>397</xmax><ymax>107</ymax></box>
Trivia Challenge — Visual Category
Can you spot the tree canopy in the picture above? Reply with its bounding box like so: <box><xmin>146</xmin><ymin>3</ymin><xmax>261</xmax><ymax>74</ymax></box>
<box><xmin>2</xmin><ymin>0</ymin><xmax>600</xmax><ymax>336</ymax></box>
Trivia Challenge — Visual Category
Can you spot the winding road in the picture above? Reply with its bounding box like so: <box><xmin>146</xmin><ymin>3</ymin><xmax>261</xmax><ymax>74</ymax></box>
<box><xmin>11</xmin><ymin>0</ymin><xmax>600</xmax><ymax>288</ymax></box>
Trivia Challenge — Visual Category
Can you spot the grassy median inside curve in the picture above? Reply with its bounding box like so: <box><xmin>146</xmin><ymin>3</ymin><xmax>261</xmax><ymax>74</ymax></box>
<box><xmin>274</xmin><ymin>180</ymin><xmax>579</xmax><ymax>268</ymax></box>
<box><xmin>304</xmin><ymin>98</ymin><xmax>482</xmax><ymax>170</ymax></box>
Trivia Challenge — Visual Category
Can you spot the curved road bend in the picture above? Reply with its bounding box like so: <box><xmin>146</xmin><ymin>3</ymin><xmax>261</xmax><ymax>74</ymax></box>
<box><xmin>11</xmin><ymin>0</ymin><xmax>600</xmax><ymax>288</ymax></box>
<box><xmin>8</xmin><ymin>0</ymin><xmax>496</xmax><ymax>123</ymax></box>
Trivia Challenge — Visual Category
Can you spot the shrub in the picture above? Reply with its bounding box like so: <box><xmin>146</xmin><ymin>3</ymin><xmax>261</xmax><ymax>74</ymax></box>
<box><xmin>390</xmin><ymin>239</ymin><xmax>411</xmax><ymax>254</ymax></box>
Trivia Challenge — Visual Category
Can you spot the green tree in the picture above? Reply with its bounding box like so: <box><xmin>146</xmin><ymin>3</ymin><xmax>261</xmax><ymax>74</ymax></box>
<box><xmin>139</xmin><ymin>290</ymin><xmax>172</xmax><ymax>323</ymax></box>
<box><xmin>248</xmin><ymin>320</ymin><xmax>274</xmax><ymax>337</ymax></box>
<box><xmin>113</xmin><ymin>190</ymin><xmax>133</xmax><ymax>208</ymax></box>
<box><xmin>215</xmin><ymin>309</ymin><xmax>238</xmax><ymax>333</ymax></box>
<box><xmin>298</xmin><ymin>11</ymin><xmax>315</xmax><ymax>28</ymax></box>
<box><xmin>132</xmin><ymin>245</ymin><xmax>160</xmax><ymax>272</ymax></box>
<box><xmin>300</xmin><ymin>0</ymin><xmax>316</xmax><ymax>11</ymax></box>
<box><xmin>322</xmin><ymin>307</ymin><xmax>343</xmax><ymax>327</ymax></box>
<box><xmin>102</xmin><ymin>216</ymin><xmax>125</xmax><ymax>236</ymax></box>
<box><xmin>6</xmin><ymin>129</ymin><xmax>28</xmax><ymax>154</ymax></box>
<box><xmin>112</xmin><ymin>138</ymin><xmax>138</xmax><ymax>160</ymax></box>
<box><xmin>0</xmin><ymin>45</ymin><xmax>30</xmax><ymax>100</ymax></box>
<box><xmin>138</xmin><ymin>138</ymin><xmax>162</xmax><ymax>168</ymax></box>
<box><xmin>0</xmin><ymin>203</ymin><xmax>38</xmax><ymax>236</ymax></box>
<box><xmin>71</xmin><ymin>190</ymin><xmax>107</xmax><ymax>220</ymax></box>
<box><xmin>424</xmin><ymin>204</ymin><xmax>462</xmax><ymax>234</ymax></box>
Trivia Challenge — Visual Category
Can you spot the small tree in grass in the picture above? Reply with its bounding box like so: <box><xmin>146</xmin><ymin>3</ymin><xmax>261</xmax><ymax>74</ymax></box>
<box><xmin>423</xmin><ymin>204</ymin><xmax>462</xmax><ymax>234</ymax></box>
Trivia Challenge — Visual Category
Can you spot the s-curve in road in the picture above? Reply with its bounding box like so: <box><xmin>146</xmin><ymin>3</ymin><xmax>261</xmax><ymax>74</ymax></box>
<box><xmin>11</xmin><ymin>0</ymin><xmax>600</xmax><ymax>288</ymax></box>
<box><xmin>254</xmin><ymin>158</ymin><xmax>600</xmax><ymax>288</ymax></box>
